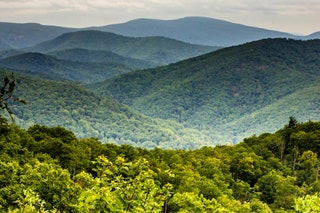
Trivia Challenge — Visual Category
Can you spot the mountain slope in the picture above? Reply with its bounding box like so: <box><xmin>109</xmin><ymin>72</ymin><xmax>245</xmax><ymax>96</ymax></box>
<box><xmin>305</xmin><ymin>31</ymin><xmax>320</xmax><ymax>40</ymax></box>
<box><xmin>0</xmin><ymin>39</ymin><xmax>11</xmax><ymax>51</ymax></box>
<box><xmin>90</xmin><ymin>38</ymin><xmax>320</xmax><ymax>143</ymax></box>
<box><xmin>0</xmin><ymin>22</ymin><xmax>76</xmax><ymax>49</ymax></box>
<box><xmin>221</xmin><ymin>82</ymin><xmax>320</xmax><ymax>140</ymax></box>
<box><xmin>27</xmin><ymin>30</ymin><xmax>219</xmax><ymax>65</ymax></box>
<box><xmin>0</xmin><ymin>49</ymin><xmax>25</xmax><ymax>59</ymax></box>
<box><xmin>0</xmin><ymin>52</ymin><xmax>135</xmax><ymax>83</ymax></box>
<box><xmin>0</xmin><ymin>70</ymin><xmax>214</xmax><ymax>149</ymax></box>
<box><xmin>48</xmin><ymin>48</ymin><xmax>156</xmax><ymax>69</ymax></box>
<box><xmin>94</xmin><ymin>16</ymin><xmax>297</xmax><ymax>46</ymax></box>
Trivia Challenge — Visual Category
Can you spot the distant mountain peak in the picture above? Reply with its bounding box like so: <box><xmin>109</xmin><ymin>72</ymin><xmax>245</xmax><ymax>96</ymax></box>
<box><xmin>94</xmin><ymin>16</ymin><xmax>296</xmax><ymax>46</ymax></box>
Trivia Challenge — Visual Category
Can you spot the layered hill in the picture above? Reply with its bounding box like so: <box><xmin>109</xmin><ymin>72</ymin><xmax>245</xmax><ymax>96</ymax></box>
<box><xmin>91</xmin><ymin>38</ymin><xmax>320</xmax><ymax>143</ymax></box>
<box><xmin>27</xmin><ymin>30</ymin><xmax>219</xmax><ymax>65</ymax></box>
<box><xmin>0</xmin><ymin>22</ymin><xmax>76</xmax><ymax>49</ymax></box>
<box><xmin>48</xmin><ymin>48</ymin><xmax>156</xmax><ymax>69</ymax></box>
<box><xmin>0</xmin><ymin>52</ymin><xmax>135</xmax><ymax>83</ymax></box>
<box><xmin>94</xmin><ymin>16</ymin><xmax>298</xmax><ymax>46</ymax></box>
<box><xmin>1</xmin><ymin>17</ymin><xmax>319</xmax><ymax>50</ymax></box>
<box><xmin>0</xmin><ymin>70</ymin><xmax>214</xmax><ymax>149</ymax></box>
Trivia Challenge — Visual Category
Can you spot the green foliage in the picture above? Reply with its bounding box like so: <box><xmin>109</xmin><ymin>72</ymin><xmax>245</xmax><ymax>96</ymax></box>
<box><xmin>0</xmin><ymin>160</ymin><xmax>79</xmax><ymax>212</ymax></box>
<box><xmin>8</xmin><ymin>189</ymin><xmax>48</xmax><ymax>213</ymax></box>
<box><xmin>170</xmin><ymin>192</ymin><xmax>225</xmax><ymax>213</ymax></box>
<box><xmin>294</xmin><ymin>193</ymin><xmax>320</xmax><ymax>212</ymax></box>
<box><xmin>76</xmin><ymin>156</ymin><xmax>173</xmax><ymax>212</ymax></box>
<box><xmin>1</xmin><ymin>120</ymin><xmax>320</xmax><ymax>211</ymax></box>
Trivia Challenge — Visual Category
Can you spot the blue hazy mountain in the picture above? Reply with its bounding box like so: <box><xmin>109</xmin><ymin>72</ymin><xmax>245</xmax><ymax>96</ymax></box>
<box><xmin>92</xmin><ymin>16</ymin><xmax>301</xmax><ymax>46</ymax></box>
<box><xmin>0</xmin><ymin>22</ymin><xmax>77</xmax><ymax>49</ymax></box>
<box><xmin>26</xmin><ymin>30</ymin><xmax>218</xmax><ymax>65</ymax></box>
<box><xmin>2</xmin><ymin>17</ymin><xmax>319</xmax><ymax>49</ymax></box>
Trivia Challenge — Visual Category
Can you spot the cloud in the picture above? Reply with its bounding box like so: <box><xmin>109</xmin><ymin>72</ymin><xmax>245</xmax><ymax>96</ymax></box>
<box><xmin>0</xmin><ymin>0</ymin><xmax>148</xmax><ymax>11</ymax></box>
<box><xmin>0</xmin><ymin>0</ymin><xmax>319</xmax><ymax>34</ymax></box>
<box><xmin>1</xmin><ymin>0</ymin><xmax>319</xmax><ymax>14</ymax></box>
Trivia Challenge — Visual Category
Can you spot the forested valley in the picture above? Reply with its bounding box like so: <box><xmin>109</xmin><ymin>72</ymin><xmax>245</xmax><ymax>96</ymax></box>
<box><xmin>1</xmin><ymin>74</ymin><xmax>320</xmax><ymax>212</ymax></box>
<box><xmin>1</xmin><ymin>23</ymin><xmax>320</xmax><ymax>212</ymax></box>
<box><xmin>1</xmin><ymin>38</ymin><xmax>320</xmax><ymax>146</ymax></box>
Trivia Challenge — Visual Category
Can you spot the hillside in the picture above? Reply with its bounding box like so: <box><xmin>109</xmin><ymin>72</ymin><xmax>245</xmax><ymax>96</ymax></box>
<box><xmin>27</xmin><ymin>30</ymin><xmax>219</xmax><ymax>65</ymax></box>
<box><xmin>94</xmin><ymin>16</ymin><xmax>297</xmax><ymax>46</ymax></box>
<box><xmin>0</xmin><ymin>22</ymin><xmax>76</xmax><ymax>49</ymax></box>
<box><xmin>48</xmin><ymin>48</ymin><xmax>156</xmax><ymax>69</ymax></box>
<box><xmin>91</xmin><ymin>38</ymin><xmax>320</xmax><ymax>143</ymax></box>
<box><xmin>0</xmin><ymin>70</ymin><xmax>215</xmax><ymax>149</ymax></box>
<box><xmin>0</xmin><ymin>52</ymin><xmax>137</xmax><ymax>83</ymax></box>
<box><xmin>0</xmin><ymin>49</ymin><xmax>25</xmax><ymax>59</ymax></box>
<box><xmin>0</xmin><ymin>39</ymin><xmax>10</xmax><ymax>51</ymax></box>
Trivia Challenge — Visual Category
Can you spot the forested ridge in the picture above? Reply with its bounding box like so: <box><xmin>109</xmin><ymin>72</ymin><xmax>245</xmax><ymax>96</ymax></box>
<box><xmin>1</xmin><ymin>115</ymin><xmax>320</xmax><ymax>212</ymax></box>
<box><xmin>26</xmin><ymin>30</ymin><xmax>218</xmax><ymax>65</ymax></box>
<box><xmin>0</xmin><ymin>30</ymin><xmax>220</xmax><ymax>84</ymax></box>
<box><xmin>0</xmin><ymin>52</ymin><xmax>136</xmax><ymax>83</ymax></box>
<box><xmin>93</xmin><ymin>38</ymin><xmax>320</xmax><ymax>143</ymax></box>
<box><xmin>0</xmin><ymin>70</ymin><xmax>216</xmax><ymax>149</ymax></box>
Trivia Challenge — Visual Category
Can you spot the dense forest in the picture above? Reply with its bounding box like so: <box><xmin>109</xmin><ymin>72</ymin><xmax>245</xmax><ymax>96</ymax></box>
<box><xmin>0</xmin><ymin>75</ymin><xmax>320</xmax><ymax>212</ymax></box>
<box><xmin>1</xmin><ymin>112</ymin><xmax>320</xmax><ymax>212</ymax></box>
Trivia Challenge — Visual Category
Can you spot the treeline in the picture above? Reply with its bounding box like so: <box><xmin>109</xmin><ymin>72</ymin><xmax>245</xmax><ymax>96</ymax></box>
<box><xmin>1</xmin><ymin>117</ymin><xmax>320</xmax><ymax>212</ymax></box>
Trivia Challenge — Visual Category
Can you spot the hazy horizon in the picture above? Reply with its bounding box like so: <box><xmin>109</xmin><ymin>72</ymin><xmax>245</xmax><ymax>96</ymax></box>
<box><xmin>0</xmin><ymin>0</ymin><xmax>319</xmax><ymax>35</ymax></box>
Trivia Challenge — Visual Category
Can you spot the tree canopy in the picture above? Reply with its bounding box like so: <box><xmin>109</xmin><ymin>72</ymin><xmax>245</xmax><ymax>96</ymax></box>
<box><xmin>1</xmin><ymin>116</ymin><xmax>320</xmax><ymax>212</ymax></box>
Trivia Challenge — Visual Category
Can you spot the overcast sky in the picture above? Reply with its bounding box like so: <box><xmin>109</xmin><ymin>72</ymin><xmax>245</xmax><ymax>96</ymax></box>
<box><xmin>0</xmin><ymin>0</ymin><xmax>319</xmax><ymax>35</ymax></box>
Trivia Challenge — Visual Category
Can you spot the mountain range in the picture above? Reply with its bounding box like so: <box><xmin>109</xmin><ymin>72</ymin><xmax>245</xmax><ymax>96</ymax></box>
<box><xmin>93</xmin><ymin>16</ymin><xmax>298</xmax><ymax>46</ymax></box>
<box><xmin>0</xmin><ymin>22</ymin><xmax>77</xmax><ymax>49</ymax></box>
<box><xmin>0</xmin><ymin>17</ymin><xmax>320</xmax><ymax>147</ymax></box>
<box><xmin>0</xmin><ymin>30</ymin><xmax>218</xmax><ymax>83</ymax></box>
<box><xmin>26</xmin><ymin>30</ymin><xmax>217</xmax><ymax>65</ymax></box>
<box><xmin>1</xmin><ymin>16</ymin><xmax>319</xmax><ymax>50</ymax></box>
